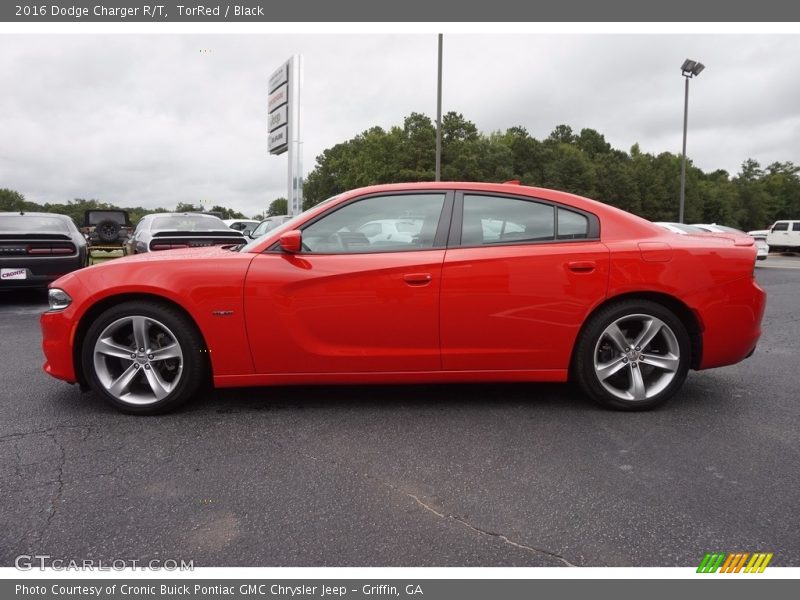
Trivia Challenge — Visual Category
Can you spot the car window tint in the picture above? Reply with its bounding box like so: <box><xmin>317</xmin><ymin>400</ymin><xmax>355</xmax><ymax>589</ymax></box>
<box><xmin>0</xmin><ymin>216</ymin><xmax>69</xmax><ymax>232</ymax></box>
<box><xmin>793</xmin><ymin>223</ymin><xmax>800</xmax><ymax>232</ymax></box>
<box><xmin>462</xmin><ymin>195</ymin><xmax>554</xmax><ymax>246</ymax></box>
<box><xmin>152</xmin><ymin>215</ymin><xmax>228</xmax><ymax>231</ymax></box>
<box><xmin>772</xmin><ymin>222</ymin><xmax>789</xmax><ymax>231</ymax></box>
<box><xmin>557</xmin><ymin>208</ymin><xmax>589</xmax><ymax>239</ymax></box>
<box><xmin>302</xmin><ymin>194</ymin><xmax>445</xmax><ymax>254</ymax></box>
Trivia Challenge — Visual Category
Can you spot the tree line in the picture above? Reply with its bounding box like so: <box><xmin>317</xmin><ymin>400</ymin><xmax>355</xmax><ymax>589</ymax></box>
<box><xmin>303</xmin><ymin>112</ymin><xmax>800</xmax><ymax>231</ymax></box>
<box><xmin>3</xmin><ymin>112</ymin><xmax>798</xmax><ymax>231</ymax></box>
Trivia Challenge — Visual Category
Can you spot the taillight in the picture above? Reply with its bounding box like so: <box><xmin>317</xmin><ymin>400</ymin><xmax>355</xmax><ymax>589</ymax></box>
<box><xmin>151</xmin><ymin>243</ymin><xmax>189</xmax><ymax>251</ymax></box>
<box><xmin>27</xmin><ymin>244</ymin><xmax>76</xmax><ymax>255</ymax></box>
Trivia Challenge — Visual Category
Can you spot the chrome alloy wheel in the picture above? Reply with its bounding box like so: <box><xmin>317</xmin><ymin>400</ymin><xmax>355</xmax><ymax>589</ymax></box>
<box><xmin>592</xmin><ymin>313</ymin><xmax>681</xmax><ymax>402</ymax></box>
<box><xmin>92</xmin><ymin>315</ymin><xmax>184</xmax><ymax>406</ymax></box>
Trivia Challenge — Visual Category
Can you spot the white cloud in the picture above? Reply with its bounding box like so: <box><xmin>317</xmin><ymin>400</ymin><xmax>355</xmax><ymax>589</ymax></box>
<box><xmin>1</xmin><ymin>33</ymin><xmax>798</xmax><ymax>216</ymax></box>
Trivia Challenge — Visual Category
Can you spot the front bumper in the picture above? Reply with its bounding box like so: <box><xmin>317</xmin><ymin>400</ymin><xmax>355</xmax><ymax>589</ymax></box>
<box><xmin>41</xmin><ymin>305</ymin><xmax>79</xmax><ymax>383</ymax></box>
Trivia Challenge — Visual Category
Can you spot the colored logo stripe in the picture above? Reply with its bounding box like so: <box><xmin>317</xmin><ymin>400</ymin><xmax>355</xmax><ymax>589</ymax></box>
<box><xmin>697</xmin><ymin>553</ymin><xmax>726</xmax><ymax>573</ymax></box>
<box><xmin>697</xmin><ymin>552</ymin><xmax>773</xmax><ymax>573</ymax></box>
<box><xmin>745</xmin><ymin>553</ymin><xmax>773</xmax><ymax>573</ymax></box>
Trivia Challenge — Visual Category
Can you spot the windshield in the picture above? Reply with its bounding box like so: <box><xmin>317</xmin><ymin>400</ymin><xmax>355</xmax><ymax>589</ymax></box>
<box><xmin>151</xmin><ymin>214</ymin><xmax>229</xmax><ymax>231</ymax></box>
<box><xmin>87</xmin><ymin>212</ymin><xmax>127</xmax><ymax>226</ymax></box>
<box><xmin>239</xmin><ymin>195</ymin><xmax>341</xmax><ymax>252</ymax></box>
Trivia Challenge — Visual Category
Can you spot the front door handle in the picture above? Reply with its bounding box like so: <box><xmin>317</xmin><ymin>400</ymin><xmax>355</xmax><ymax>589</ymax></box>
<box><xmin>403</xmin><ymin>273</ymin><xmax>433</xmax><ymax>285</ymax></box>
<box><xmin>568</xmin><ymin>260</ymin><xmax>596</xmax><ymax>273</ymax></box>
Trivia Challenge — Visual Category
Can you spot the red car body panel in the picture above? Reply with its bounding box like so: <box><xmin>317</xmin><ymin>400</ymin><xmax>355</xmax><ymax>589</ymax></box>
<box><xmin>40</xmin><ymin>182</ymin><xmax>766</xmax><ymax>393</ymax></box>
<box><xmin>243</xmin><ymin>250</ymin><xmax>445</xmax><ymax>373</ymax></box>
<box><xmin>440</xmin><ymin>242</ymin><xmax>610</xmax><ymax>371</ymax></box>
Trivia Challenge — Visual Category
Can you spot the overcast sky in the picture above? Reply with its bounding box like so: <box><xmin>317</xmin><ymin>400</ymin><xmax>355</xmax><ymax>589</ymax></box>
<box><xmin>1</xmin><ymin>34</ymin><xmax>799</xmax><ymax>217</ymax></box>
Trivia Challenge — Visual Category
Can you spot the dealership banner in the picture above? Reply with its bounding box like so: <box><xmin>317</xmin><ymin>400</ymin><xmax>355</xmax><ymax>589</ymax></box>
<box><xmin>4</xmin><ymin>579</ymin><xmax>799</xmax><ymax>599</ymax></box>
<box><xmin>2</xmin><ymin>0</ymin><xmax>800</xmax><ymax>22</ymax></box>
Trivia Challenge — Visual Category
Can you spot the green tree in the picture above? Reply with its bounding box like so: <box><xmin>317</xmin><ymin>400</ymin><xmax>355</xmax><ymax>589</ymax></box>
<box><xmin>268</xmin><ymin>198</ymin><xmax>288</xmax><ymax>216</ymax></box>
<box><xmin>0</xmin><ymin>188</ymin><xmax>26</xmax><ymax>212</ymax></box>
<box><xmin>175</xmin><ymin>202</ymin><xmax>202</xmax><ymax>213</ymax></box>
<box><xmin>209</xmin><ymin>205</ymin><xmax>246</xmax><ymax>220</ymax></box>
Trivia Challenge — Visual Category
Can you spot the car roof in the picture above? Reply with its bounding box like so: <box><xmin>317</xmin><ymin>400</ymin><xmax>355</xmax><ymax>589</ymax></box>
<box><xmin>148</xmin><ymin>212</ymin><xmax>223</xmax><ymax>219</ymax></box>
<box><xmin>0</xmin><ymin>211</ymin><xmax>72</xmax><ymax>219</ymax></box>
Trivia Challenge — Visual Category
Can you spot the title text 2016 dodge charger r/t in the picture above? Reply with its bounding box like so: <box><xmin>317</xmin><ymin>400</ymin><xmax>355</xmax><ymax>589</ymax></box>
<box><xmin>40</xmin><ymin>182</ymin><xmax>766</xmax><ymax>414</ymax></box>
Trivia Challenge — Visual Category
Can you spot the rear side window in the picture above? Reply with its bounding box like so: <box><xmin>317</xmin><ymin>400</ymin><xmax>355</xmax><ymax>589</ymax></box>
<box><xmin>460</xmin><ymin>195</ymin><xmax>597</xmax><ymax>246</ymax></box>
<box><xmin>793</xmin><ymin>223</ymin><xmax>800</xmax><ymax>232</ymax></box>
<box><xmin>462</xmin><ymin>195</ymin><xmax>554</xmax><ymax>245</ymax></box>
<box><xmin>557</xmin><ymin>208</ymin><xmax>589</xmax><ymax>239</ymax></box>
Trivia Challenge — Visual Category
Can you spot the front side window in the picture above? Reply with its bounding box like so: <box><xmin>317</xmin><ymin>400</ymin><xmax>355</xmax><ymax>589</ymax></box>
<box><xmin>301</xmin><ymin>193</ymin><xmax>445</xmax><ymax>254</ymax></box>
<box><xmin>772</xmin><ymin>222</ymin><xmax>789</xmax><ymax>231</ymax></box>
<box><xmin>461</xmin><ymin>195</ymin><xmax>555</xmax><ymax>246</ymax></box>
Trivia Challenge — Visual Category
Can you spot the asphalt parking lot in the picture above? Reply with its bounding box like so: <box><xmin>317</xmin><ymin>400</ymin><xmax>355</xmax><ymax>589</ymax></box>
<box><xmin>1</xmin><ymin>256</ymin><xmax>798</xmax><ymax>568</ymax></box>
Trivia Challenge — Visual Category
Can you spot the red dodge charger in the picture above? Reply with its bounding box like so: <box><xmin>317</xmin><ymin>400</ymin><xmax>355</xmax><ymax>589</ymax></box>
<box><xmin>40</xmin><ymin>182</ymin><xmax>766</xmax><ymax>414</ymax></box>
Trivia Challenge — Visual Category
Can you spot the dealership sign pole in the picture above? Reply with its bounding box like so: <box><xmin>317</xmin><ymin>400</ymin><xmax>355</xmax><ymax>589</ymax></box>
<box><xmin>268</xmin><ymin>55</ymin><xmax>303</xmax><ymax>216</ymax></box>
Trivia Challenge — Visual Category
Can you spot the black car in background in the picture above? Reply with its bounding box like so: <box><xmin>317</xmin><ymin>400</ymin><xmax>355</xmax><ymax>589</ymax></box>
<box><xmin>0</xmin><ymin>212</ymin><xmax>88</xmax><ymax>289</ymax></box>
<box><xmin>125</xmin><ymin>212</ymin><xmax>246</xmax><ymax>254</ymax></box>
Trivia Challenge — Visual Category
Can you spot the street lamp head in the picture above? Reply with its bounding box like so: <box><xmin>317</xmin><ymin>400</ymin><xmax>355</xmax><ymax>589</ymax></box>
<box><xmin>681</xmin><ymin>58</ymin><xmax>705</xmax><ymax>78</ymax></box>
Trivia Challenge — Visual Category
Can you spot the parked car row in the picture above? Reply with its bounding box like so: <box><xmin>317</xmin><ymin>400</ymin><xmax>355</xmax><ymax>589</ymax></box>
<box><xmin>5</xmin><ymin>204</ymin><xmax>797</xmax><ymax>292</ymax></box>
<box><xmin>654</xmin><ymin>221</ymin><xmax>770</xmax><ymax>260</ymax></box>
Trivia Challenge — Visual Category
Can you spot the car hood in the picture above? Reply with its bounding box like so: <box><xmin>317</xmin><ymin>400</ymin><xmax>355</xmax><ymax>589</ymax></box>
<box><xmin>125</xmin><ymin>245</ymin><xmax>243</xmax><ymax>262</ymax></box>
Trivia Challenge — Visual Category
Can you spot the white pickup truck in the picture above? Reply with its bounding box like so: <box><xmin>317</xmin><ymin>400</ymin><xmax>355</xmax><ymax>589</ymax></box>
<box><xmin>766</xmin><ymin>220</ymin><xmax>800</xmax><ymax>251</ymax></box>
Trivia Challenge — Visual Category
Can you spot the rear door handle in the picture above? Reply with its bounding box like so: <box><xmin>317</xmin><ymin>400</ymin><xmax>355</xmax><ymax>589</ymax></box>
<box><xmin>568</xmin><ymin>260</ymin><xmax>596</xmax><ymax>273</ymax></box>
<box><xmin>403</xmin><ymin>273</ymin><xmax>433</xmax><ymax>285</ymax></box>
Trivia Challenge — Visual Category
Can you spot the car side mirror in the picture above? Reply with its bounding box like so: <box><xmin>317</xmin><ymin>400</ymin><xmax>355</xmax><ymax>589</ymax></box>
<box><xmin>242</xmin><ymin>229</ymin><xmax>251</xmax><ymax>237</ymax></box>
<box><xmin>279</xmin><ymin>230</ymin><xmax>302</xmax><ymax>253</ymax></box>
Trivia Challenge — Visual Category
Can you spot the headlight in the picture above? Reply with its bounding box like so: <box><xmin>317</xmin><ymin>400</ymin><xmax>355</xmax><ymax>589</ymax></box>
<box><xmin>48</xmin><ymin>288</ymin><xmax>72</xmax><ymax>311</ymax></box>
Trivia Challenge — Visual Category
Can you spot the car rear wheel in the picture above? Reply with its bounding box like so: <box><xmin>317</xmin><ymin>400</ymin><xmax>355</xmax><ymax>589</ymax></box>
<box><xmin>573</xmin><ymin>300</ymin><xmax>690</xmax><ymax>410</ymax></box>
<box><xmin>81</xmin><ymin>301</ymin><xmax>207</xmax><ymax>414</ymax></box>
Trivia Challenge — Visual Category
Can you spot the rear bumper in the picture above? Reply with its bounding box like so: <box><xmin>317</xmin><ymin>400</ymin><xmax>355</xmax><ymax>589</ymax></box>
<box><xmin>1</xmin><ymin>256</ymin><xmax>84</xmax><ymax>289</ymax></box>
<box><xmin>693</xmin><ymin>276</ymin><xmax>767</xmax><ymax>370</ymax></box>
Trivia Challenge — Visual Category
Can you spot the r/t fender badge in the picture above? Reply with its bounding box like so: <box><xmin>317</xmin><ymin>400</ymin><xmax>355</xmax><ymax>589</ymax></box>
<box><xmin>212</xmin><ymin>310</ymin><xmax>234</xmax><ymax>317</ymax></box>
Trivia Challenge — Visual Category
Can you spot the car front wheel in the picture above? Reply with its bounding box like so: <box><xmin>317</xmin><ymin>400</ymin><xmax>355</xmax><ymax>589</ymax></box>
<box><xmin>573</xmin><ymin>300</ymin><xmax>691</xmax><ymax>410</ymax></box>
<box><xmin>81</xmin><ymin>301</ymin><xmax>207</xmax><ymax>414</ymax></box>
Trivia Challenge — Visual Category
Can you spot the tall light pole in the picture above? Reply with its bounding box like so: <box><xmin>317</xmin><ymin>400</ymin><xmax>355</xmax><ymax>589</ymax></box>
<box><xmin>679</xmin><ymin>58</ymin><xmax>704</xmax><ymax>223</ymax></box>
<box><xmin>435</xmin><ymin>34</ymin><xmax>443</xmax><ymax>182</ymax></box>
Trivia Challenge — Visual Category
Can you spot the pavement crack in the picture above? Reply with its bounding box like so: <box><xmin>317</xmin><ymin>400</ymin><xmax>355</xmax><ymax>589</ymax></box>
<box><xmin>0</xmin><ymin>424</ymin><xmax>87</xmax><ymax>442</ymax></box>
<box><xmin>43</xmin><ymin>430</ymin><xmax>67</xmax><ymax>535</ymax></box>
<box><xmin>407</xmin><ymin>493</ymin><xmax>576</xmax><ymax>566</ymax></box>
<box><xmin>296</xmin><ymin>448</ymin><xmax>576</xmax><ymax>566</ymax></box>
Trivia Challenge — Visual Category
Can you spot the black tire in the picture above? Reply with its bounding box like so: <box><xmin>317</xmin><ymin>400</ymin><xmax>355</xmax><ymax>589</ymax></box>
<box><xmin>81</xmin><ymin>301</ymin><xmax>208</xmax><ymax>415</ymax></box>
<box><xmin>572</xmin><ymin>299</ymin><xmax>691</xmax><ymax>411</ymax></box>
<box><xmin>96</xmin><ymin>219</ymin><xmax>121</xmax><ymax>243</ymax></box>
